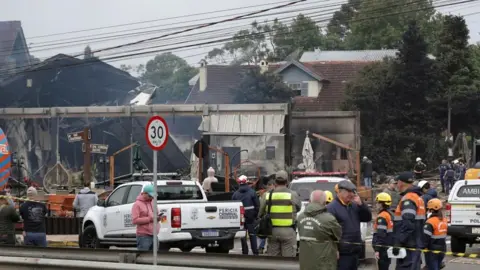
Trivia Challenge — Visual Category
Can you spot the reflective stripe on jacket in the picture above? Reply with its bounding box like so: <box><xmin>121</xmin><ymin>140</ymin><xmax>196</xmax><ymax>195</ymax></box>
<box><xmin>423</xmin><ymin>215</ymin><xmax>447</xmax><ymax>252</ymax></box>
<box><xmin>393</xmin><ymin>187</ymin><xmax>425</xmax><ymax>248</ymax></box>
<box><xmin>372</xmin><ymin>209</ymin><xmax>393</xmax><ymax>252</ymax></box>
<box><xmin>266</xmin><ymin>191</ymin><xmax>293</xmax><ymax>227</ymax></box>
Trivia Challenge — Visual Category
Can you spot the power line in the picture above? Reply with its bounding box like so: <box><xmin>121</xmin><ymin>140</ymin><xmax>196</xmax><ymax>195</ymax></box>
<box><xmin>22</xmin><ymin>0</ymin><xmax>297</xmax><ymax>40</ymax></box>
<box><xmin>0</xmin><ymin>0</ymin><xmax>475</xmax><ymax>77</ymax></box>
<box><xmin>12</xmin><ymin>0</ymin><xmax>456</xmax><ymax>58</ymax></box>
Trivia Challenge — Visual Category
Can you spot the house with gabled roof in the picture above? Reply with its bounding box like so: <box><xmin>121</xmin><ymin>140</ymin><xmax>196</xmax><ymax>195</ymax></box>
<box><xmin>182</xmin><ymin>50</ymin><xmax>398</xmax><ymax>173</ymax></box>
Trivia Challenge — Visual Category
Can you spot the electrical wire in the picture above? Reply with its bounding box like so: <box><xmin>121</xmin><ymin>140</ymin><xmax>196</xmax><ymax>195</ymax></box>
<box><xmin>15</xmin><ymin>0</ymin><xmax>453</xmax><ymax>55</ymax></box>
<box><xmin>4</xmin><ymin>0</ymin><xmax>463</xmax><ymax>61</ymax></box>
<box><xmin>0</xmin><ymin>0</ymin><xmax>476</xmax><ymax>77</ymax></box>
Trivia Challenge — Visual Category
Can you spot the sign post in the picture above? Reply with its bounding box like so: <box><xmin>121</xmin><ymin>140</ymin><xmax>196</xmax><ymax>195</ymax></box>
<box><xmin>145</xmin><ymin>116</ymin><xmax>169</xmax><ymax>265</ymax></box>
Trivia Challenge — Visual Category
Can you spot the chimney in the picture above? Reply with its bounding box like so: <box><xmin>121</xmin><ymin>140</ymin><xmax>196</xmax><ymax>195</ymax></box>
<box><xmin>199</xmin><ymin>59</ymin><xmax>207</xmax><ymax>92</ymax></box>
<box><xmin>259</xmin><ymin>60</ymin><xmax>269</xmax><ymax>74</ymax></box>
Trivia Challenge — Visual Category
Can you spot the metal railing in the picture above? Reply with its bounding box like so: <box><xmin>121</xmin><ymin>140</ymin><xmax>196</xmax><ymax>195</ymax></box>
<box><xmin>0</xmin><ymin>256</ymin><xmax>177</xmax><ymax>270</ymax></box>
<box><xmin>0</xmin><ymin>246</ymin><xmax>299</xmax><ymax>270</ymax></box>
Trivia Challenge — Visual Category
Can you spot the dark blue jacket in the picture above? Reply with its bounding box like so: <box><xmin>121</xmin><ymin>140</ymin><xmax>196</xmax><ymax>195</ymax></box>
<box><xmin>372</xmin><ymin>209</ymin><xmax>394</xmax><ymax>253</ymax></box>
<box><xmin>439</xmin><ymin>164</ymin><xmax>448</xmax><ymax>180</ymax></box>
<box><xmin>327</xmin><ymin>197</ymin><xmax>372</xmax><ymax>255</ymax></box>
<box><xmin>394</xmin><ymin>186</ymin><xmax>425</xmax><ymax>249</ymax></box>
<box><xmin>422</xmin><ymin>188</ymin><xmax>437</xmax><ymax>207</ymax></box>
<box><xmin>232</xmin><ymin>184</ymin><xmax>259</xmax><ymax>223</ymax></box>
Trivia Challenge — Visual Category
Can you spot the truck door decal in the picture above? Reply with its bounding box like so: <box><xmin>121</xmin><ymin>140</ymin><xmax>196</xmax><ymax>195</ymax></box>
<box><xmin>123</xmin><ymin>214</ymin><xmax>135</xmax><ymax>227</ymax></box>
<box><xmin>219</xmin><ymin>208</ymin><xmax>238</xmax><ymax>219</ymax></box>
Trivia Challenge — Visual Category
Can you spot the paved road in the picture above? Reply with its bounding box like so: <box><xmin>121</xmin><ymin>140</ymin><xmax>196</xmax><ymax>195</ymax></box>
<box><xmin>362</xmin><ymin>238</ymin><xmax>480</xmax><ymax>269</ymax></box>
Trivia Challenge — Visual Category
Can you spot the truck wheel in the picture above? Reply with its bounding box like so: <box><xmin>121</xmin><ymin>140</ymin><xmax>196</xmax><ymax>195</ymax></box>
<box><xmin>205</xmin><ymin>246</ymin><xmax>229</xmax><ymax>254</ymax></box>
<box><xmin>158</xmin><ymin>242</ymin><xmax>170</xmax><ymax>252</ymax></box>
<box><xmin>180</xmin><ymin>247</ymin><xmax>193</xmax><ymax>252</ymax></box>
<box><xmin>451</xmin><ymin>237</ymin><xmax>466</xmax><ymax>254</ymax></box>
<box><xmin>81</xmin><ymin>225</ymin><xmax>108</xmax><ymax>249</ymax></box>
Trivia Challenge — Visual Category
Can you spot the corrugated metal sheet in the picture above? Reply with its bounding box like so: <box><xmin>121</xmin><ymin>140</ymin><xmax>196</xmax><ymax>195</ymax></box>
<box><xmin>198</xmin><ymin>114</ymin><xmax>285</xmax><ymax>135</ymax></box>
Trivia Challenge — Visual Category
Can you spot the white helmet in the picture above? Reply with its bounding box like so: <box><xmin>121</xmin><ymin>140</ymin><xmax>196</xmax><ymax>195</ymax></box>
<box><xmin>418</xmin><ymin>180</ymin><xmax>429</xmax><ymax>189</ymax></box>
<box><xmin>416</xmin><ymin>157</ymin><xmax>422</xmax><ymax>162</ymax></box>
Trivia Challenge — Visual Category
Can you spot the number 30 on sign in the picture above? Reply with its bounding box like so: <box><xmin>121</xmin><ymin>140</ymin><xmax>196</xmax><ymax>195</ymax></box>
<box><xmin>146</xmin><ymin>116</ymin><xmax>169</xmax><ymax>151</ymax></box>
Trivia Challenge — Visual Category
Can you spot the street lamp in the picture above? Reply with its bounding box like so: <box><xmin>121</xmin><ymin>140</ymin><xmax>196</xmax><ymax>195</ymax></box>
<box><xmin>98</xmin><ymin>156</ymin><xmax>110</xmax><ymax>184</ymax></box>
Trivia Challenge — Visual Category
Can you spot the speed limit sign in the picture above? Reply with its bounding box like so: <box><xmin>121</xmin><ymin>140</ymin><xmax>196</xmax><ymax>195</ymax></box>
<box><xmin>146</xmin><ymin>116</ymin><xmax>169</xmax><ymax>151</ymax></box>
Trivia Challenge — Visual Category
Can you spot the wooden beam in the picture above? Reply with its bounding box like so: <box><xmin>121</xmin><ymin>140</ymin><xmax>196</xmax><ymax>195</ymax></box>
<box><xmin>311</xmin><ymin>132</ymin><xmax>357</xmax><ymax>151</ymax></box>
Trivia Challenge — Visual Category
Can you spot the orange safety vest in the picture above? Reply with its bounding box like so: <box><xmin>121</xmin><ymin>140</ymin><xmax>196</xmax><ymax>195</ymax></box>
<box><xmin>374</xmin><ymin>210</ymin><xmax>394</xmax><ymax>233</ymax></box>
<box><xmin>394</xmin><ymin>192</ymin><xmax>426</xmax><ymax>221</ymax></box>
<box><xmin>425</xmin><ymin>216</ymin><xmax>448</xmax><ymax>239</ymax></box>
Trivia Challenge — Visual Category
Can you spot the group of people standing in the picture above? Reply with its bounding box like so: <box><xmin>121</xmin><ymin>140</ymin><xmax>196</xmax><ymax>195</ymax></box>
<box><xmin>0</xmin><ymin>185</ymin><xmax>48</xmax><ymax>247</ymax></box>
<box><xmin>372</xmin><ymin>172</ymin><xmax>446</xmax><ymax>270</ymax></box>
<box><xmin>439</xmin><ymin>159</ymin><xmax>466</xmax><ymax>194</ymax></box>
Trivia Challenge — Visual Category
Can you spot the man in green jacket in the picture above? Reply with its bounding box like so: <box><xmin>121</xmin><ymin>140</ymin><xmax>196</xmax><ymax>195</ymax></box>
<box><xmin>297</xmin><ymin>190</ymin><xmax>342</xmax><ymax>270</ymax></box>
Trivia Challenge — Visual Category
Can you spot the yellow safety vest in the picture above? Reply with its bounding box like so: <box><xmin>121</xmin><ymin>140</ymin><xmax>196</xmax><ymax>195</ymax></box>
<box><xmin>266</xmin><ymin>192</ymin><xmax>293</xmax><ymax>227</ymax></box>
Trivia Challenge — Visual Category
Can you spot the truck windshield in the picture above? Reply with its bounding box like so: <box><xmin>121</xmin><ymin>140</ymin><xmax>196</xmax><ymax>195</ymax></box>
<box><xmin>157</xmin><ymin>185</ymin><xmax>203</xmax><ymax>200</ymax></box>
<box><xmin>290</xmin><ymin>182</ymin><xmax>337</xmax><ymax>201</ymax></box>
<box><xmin>456</xmin><ymin>185</ymin><xmax>480</xmax><ymax>197</ymax></box>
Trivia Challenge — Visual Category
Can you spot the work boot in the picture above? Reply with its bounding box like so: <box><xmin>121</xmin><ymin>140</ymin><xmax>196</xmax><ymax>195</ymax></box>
<box><xmin>440</xmin><ymin>261</ymin><xmax>446</xmax><ymax>269</ymax></box>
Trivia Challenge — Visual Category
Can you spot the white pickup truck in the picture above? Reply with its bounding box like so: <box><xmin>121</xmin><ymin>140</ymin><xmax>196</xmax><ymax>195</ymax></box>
<box><xmin>289</xmin><ymin>177</ymin><xmax>368</xmax><ymax>259</ymax></box>
<box><xmin>80</xmin><ymin>178</ymin><xmax>246</xmax><ymax>253</ymax></box>
<box><xmin>446</xmin><ymin>179</ymin><xmax>480</xmax><ymax>253</ymax></box>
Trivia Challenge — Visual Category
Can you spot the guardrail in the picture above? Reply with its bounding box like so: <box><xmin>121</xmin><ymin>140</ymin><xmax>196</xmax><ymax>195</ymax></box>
<box><xmin>0</xmin><ymin>246</ymin><xmax>299</xmax><ymax>270</ymax></box>
<box><xmin>0</xmin><ymin>256</ymin><xmax>178</xmax><ymax>270</ymax></box>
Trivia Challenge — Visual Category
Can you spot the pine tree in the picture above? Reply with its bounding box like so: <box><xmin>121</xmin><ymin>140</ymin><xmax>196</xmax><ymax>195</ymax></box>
<box><xmin>434</xmin><ymin>15</ymin><xmax>480</xmax><ymax>133</ymax></box>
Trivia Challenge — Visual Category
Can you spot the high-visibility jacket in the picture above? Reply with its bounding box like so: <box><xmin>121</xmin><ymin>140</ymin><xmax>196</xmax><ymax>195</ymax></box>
<box><xmin>393</xmin><ymin>187</ymin><xmax>426</xmax><ymax>248</ymax></box>
<box><xmin>265</xmin><ymin>191</ymin><xmax>294</xmax><ymax>227</ymax></box>
<box><xmin>423</xmin><ymin>215</ymin><xmax>447</xmax><ymax>252</ymax></box>
<box><xmin>372</xmin><ymin>209</ymin><xmax>393</xmax><ymax>252</ymax></box>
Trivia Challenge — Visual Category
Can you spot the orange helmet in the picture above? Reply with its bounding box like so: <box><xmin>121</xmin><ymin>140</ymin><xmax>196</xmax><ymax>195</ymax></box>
<box><xmin>427</xmin><ymin>198</ymin><xmax>443</xmax><ymax>211</ymax></box>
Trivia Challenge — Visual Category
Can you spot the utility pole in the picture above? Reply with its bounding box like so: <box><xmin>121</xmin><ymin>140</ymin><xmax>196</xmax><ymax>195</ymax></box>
<box><xmin>130</xmin><ymin>117</ymin><xmax>133</xmax><ymax>174</ymax></box>
<box><xmin>82</xmin><ymin>127</ymin><xmax>92</xmax><ymax>185</ymax></box>
<box><xmin>447</xmin><ymin>97</ymin><xmax>453</xmax><ymax>157</ymax></box>
<box><xmin>56</xmin><ymin>117</ymin><xmax>60</xmax><ymax>184</ymax></box>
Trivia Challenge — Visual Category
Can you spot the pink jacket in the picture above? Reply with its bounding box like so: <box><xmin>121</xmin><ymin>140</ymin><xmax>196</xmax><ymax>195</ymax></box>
<box><xmin>131</xmin><ymin>195</ymin><xmax>160</xmax><ymax>236</ymax></box>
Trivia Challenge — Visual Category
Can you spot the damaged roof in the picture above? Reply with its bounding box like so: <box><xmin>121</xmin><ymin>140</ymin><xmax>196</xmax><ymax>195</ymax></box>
<box><xmin>184</xmin><ymin>65</ymin><xmax>257</xmax><ymax>104</ymax></box>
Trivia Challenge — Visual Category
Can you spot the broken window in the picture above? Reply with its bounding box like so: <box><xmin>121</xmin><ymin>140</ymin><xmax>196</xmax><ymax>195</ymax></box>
<box><xmin>266</xmin><ymin>146</ymin><xmax>276</xmax><ymax>160</ymax></box>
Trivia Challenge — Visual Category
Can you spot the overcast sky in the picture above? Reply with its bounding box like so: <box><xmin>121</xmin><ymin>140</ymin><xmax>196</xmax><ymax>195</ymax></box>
<box><xmin>2</xmin><ymin>0</ymin><xmax>480</xmax><ymax>69</ymax></box>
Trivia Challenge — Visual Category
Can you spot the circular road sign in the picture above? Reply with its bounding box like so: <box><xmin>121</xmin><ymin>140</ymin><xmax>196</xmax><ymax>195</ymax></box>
<box><xmin>146</xmin><ymin>116</ymin><xmax>169</xmax><ymax>151</ymax></box>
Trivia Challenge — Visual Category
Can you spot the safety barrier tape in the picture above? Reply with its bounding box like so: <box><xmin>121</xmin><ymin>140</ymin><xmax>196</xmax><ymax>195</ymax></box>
<box><xmin>327</xmin><ymin>240</ymin><xmax>480</xmax><ymax>258</ymax></box>
<box><xmin>0</xmin><ymin>194</ymin><xmax>65</xmax><ymax>206</ymax></box>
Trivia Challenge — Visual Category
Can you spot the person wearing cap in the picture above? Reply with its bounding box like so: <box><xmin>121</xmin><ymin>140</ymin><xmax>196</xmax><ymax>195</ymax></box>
<box><xmin>19</xmin><ymin>187</ymin><xmax>48</xmax><ymax>247</ymax></box>
<box><xmin>202</xmin><ymin>167</ymin><xmax>218</xmax><ymax>193</ymax></box>
<box><xmin>233</xmin><ymin>175</ymin><xmax>260</xmax><ymax>255</ymax></box>
<box><xmin>383</xmin><ymin>178</ymin><xmax>401</xmax><ymax>211</ymax></box>
<box><xmin>297</xmin><ymin>190</ymin><xmax>342</xmax><ymax>270</ymax></box>
<box><xmin>73</xmin><ymin>181</ymin><xmax>98</xmax><ymax>245</ymax></box>
<box><xmin>361</xmin><ymin>156</ymin><xmax>373</xmax><ymax>188</ymax></box>
<box><xmin>326</xmin><ymin>180</ymin><xmax>372</xmax><ymax>270</ymax></box>
<box><xmin>258</xmin><ymin>170</ymin><xmax>301</xmax><ymax>257</ymax></box>
<box><xmin>0</xmin><ymin>190</ymin><xmax>20</xmax><ymax>245</ymax></box>
<box><xmin>131</xmin><ymin>184</ymin><xmax>161</xmax><ymax>251</ymax></box>
<box><xmin>392</xmin><ymin>172</ymin><xmax>425</xmax><ymax>269</ymax></box>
